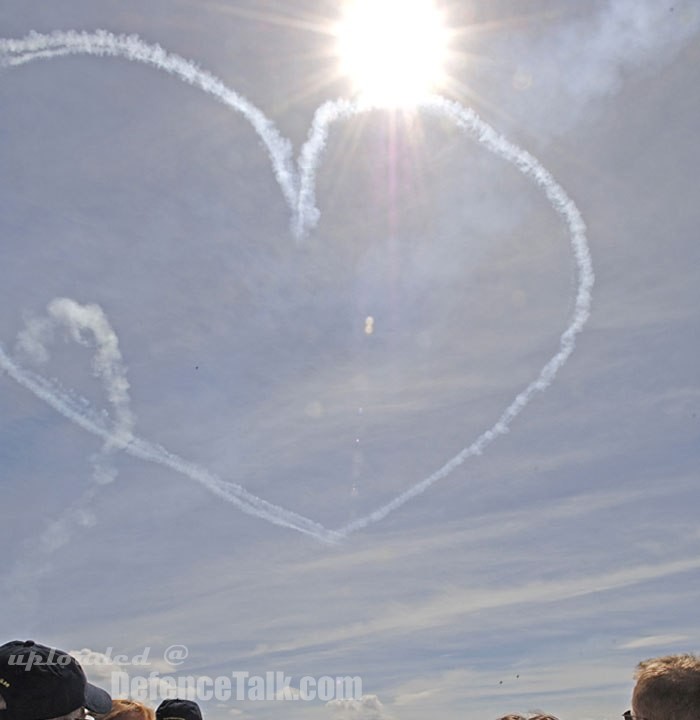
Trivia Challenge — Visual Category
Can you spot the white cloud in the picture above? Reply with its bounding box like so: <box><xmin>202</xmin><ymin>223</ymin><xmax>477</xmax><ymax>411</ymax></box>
<box><xmin>327</xmin><ymin>695</ymin><xmax>392</xmax><ymax>719</ymax></box>
<box><xmin>69</xmin><ymin>649</ymin><xmax>127</xmax><ymax>683</ymax></box>
<box><xmin>495</xmin><ymin>0</ymin><xmax>700</xmax><ymax>136</ymax></box>
<box><xmin>69</xmin><ymin>647</ymin><xmax>174</xmax><ymax>684</ymax></box>
<box><xmin>275</xmin><ymin>685</ymin><xmax>302</xmax><ymax>701</ymax></box>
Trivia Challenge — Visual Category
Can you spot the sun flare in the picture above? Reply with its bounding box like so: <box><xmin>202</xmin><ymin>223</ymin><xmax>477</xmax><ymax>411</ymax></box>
<box><xmin>336</xmin><ymin>0</ymin><xmax>448</xmax><ymax>107</ymax></box>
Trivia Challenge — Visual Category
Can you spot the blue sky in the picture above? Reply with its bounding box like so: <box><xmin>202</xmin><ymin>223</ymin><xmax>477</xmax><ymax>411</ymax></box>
<box><xmin>1</xmin><ymin>1</ymin><xmax>699</xmax><ymax>719</ymax></box>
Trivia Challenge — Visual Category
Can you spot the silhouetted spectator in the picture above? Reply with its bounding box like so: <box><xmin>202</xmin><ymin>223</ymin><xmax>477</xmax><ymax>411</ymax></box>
<box><xmin>0</xmin><ymin>640</ymin><xmax>111</xmax><ymax>720</ymax></box>
<box><xmin>155</xmin><ymin>700</ymin><xmax>202</xmax><ymax>720</ymax></box>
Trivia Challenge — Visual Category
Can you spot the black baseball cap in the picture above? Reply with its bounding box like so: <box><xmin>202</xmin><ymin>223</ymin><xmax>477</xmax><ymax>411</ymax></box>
<box><xmin>155</xmin><ymin>700</ymin><xmax>202</xmax><ymax>720</ymax></box>
<box><xmin>0</xmin><ymin>641</ymin><xmax>112</xmax><ymax>720</ymax></box>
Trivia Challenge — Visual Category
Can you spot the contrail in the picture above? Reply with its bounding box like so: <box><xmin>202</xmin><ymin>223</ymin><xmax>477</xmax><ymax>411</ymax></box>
<box><xmin>0</xmin><ymin>31</ymin><xmax>593</xmax><ymax>540</ymax></box>
<box><xmin>0</xmin><ymin>31</ymin><xmax>339</xmax><ymax>541</ymax></box>
<box><xmin>22</xmin><ymin>299</ymin><xmax>133</xmax><ymax>435</ymax></box>
<box><xmin>294</xmin><ymin>98</ymin><xmax>360</xmax><ymax>237</ymax></box>
<box><xmin>0</xmin><ymin>343</ymin><xmax>339</xmax><ymax>543</ymax></box>
<box><xmin>296</xmin><ymin>95</ymin><xmax>593</xmax><ymax>536</ymax></box>
<box><xmin>0</xmin><ymin>30</ymin><xmax>300</xmax><ymax>218</ymax></box>
<box><xmin>16</xmin><ymin>297</ymin><xmax>135</xmax><ymax>485</ymax></box>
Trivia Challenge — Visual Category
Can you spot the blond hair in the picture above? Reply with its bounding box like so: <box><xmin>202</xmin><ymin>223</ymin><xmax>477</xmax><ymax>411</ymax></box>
<box><xmin>633</xmin><ymin>654</ymin><xmax>700</xmax><ymax>720</ymax></box>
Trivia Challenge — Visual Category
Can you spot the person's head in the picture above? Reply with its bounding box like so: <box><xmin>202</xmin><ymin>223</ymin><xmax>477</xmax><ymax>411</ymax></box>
<box><xmin>155</xmin><ymin>700</ymin><xmax>201</xmax><ymax>720</ymax></box>
<box><xmin>100</xmin><ymin>700</ymin><xmax>153</xmax><ymax>720</ymax></box>
<box><xmin>632</xmin><ymin>654</ymin><xmax>700</xmax><ymax>720</ymax></box>
<box><xmin>0</xmin><ymin>641</ymin><xmax>111</xmax><ymax>720</ymax></box>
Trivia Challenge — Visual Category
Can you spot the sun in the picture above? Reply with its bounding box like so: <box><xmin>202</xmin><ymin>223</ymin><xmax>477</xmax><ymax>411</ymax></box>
<box><xmin>336</xmin><ymin>0</ymin><xmax>448</xmax><ymax>108</ymax></box>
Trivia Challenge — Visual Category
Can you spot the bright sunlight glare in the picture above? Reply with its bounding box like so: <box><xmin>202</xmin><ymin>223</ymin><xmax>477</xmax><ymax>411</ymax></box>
<box><xmin>336</xmin><ymin>0</ymin><xmax>448</xmax><ymax>107</ymax></box>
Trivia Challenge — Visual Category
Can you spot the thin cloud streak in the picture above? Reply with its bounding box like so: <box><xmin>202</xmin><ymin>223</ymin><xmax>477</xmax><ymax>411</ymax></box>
<box><xmin>619</xmin><ymin>635</ymin><xmax>691</xmax><ymax>650</ymax></box>
<box><xmin>252</xmin><ymin>555</ymin><xmax>700</xmax><ymax>656</ymax></box>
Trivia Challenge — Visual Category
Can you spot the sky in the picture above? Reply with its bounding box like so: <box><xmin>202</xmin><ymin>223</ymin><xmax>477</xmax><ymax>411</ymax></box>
<box><xmin>1</xmin><ymin>1</ymin><xmax>699</xmax><ymax>719</ymax></box>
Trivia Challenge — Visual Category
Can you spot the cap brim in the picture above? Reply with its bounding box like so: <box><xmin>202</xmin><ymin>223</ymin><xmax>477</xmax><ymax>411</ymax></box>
<box><xmin>85</xmin><ymin>684</ymin><xmax>112</xmax><ymax>715</ymax></box>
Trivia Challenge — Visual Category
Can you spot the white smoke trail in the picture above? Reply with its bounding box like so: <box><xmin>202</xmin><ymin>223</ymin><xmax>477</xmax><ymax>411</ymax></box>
<box><xmin>322</xmin><ymin>95</ymin><xmax>593</xmax><ymax>536</ymax></box>
<box><xmin>0</xmin><ymin>31</ymin><xmax>339</xmax><ymax>541</ymax></box>
<box><xmin>0</xmin><ymin>31</ymin><xmax>593</xmax><ymax>540</ymax></box>
<box><xmin>0</xmin><ymin>342</ymin><xmax>339</xmax><ymax>542</ymax></box>
<box><xmin>16</xmin><ymin>297</ymin><xmax>134</xmax><ymax>485</ymax></box>
<box><xmin>0</xmin><ymin>30</ymin><xmax>300</xmax><ymax>217</ymax></box>
<box><xmin>294</xmin><ymin>98</ymin><xmax>361</xmax><ymax>237</ymax></box>
<box><xmin>42</xmin><ymin>298</ymin><xmax>133</xmax><ymax>442</ymax></box>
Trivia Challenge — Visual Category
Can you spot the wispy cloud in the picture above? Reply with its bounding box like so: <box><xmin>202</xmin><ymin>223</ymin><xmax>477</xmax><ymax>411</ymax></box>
<box><xmin>488</xmin><ymin>0</ymin><xmax>700</xmax><ymax>136</ymax></box>
<box><xmin>618</xmin><ymin>635</ymin><xmax>692</xmax><ymax>650</ymax></box>
<box><xmin>252</xmin><ymin>555</ymin><xmax>700</xmax><ymax>656</ymax></box>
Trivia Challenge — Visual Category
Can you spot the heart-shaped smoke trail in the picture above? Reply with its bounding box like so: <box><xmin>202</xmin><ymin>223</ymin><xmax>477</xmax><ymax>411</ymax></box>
<box><xmin>0</xmin><ymin>31</ymin><xmax>593</xmax><ymax>542</ymax></box>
